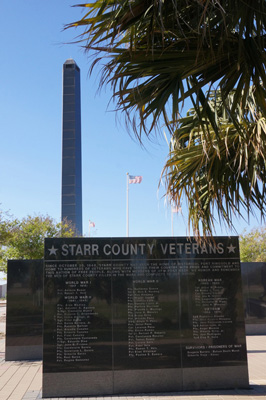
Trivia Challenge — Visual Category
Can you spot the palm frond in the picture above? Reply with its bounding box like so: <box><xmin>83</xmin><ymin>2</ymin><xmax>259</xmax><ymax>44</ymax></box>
<box><xmin>163</xmin><ymin>88</ymin><xmax>266</xmax><ymax>237</ymax></box>
<box><xmin>67</xmin><ymin>1</ymin><xmax>266</xmax><ymax>237</ymax></box>
<box><xmin>67</xmin><ymin>0</ymin><xmax>266</xmax><ymax>138</ymax></box>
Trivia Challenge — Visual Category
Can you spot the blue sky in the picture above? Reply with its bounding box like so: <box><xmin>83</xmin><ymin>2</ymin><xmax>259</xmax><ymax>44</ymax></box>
<box><xmin>0</xmin><ymin>0</ymin><xmax>262</xmax><ymax>246</ymax></box>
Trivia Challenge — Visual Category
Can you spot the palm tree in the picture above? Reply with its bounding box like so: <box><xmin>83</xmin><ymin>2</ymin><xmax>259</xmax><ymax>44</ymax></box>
<box><xmin>68</xmin><ymin>0</ymin><xmax>266</xmax><ymax>236</ymax></box>
<box><xmin>163</xmin><ymin>88</ymin><xmax>266</xmax><ymax>236</ymax></box>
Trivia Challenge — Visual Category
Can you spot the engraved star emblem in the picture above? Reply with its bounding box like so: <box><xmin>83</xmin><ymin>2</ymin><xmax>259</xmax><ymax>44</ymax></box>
<box><xmin>227</xmin><ymin>243</ymin><xmax>236</xmax><ymax>253</ymax></box>
<box><xmin>48</xmin><ymin>245</ymin><xmax>58</xmax><ymax>256</ymax></box>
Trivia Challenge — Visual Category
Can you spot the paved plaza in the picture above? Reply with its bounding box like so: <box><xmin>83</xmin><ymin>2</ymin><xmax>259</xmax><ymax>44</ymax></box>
<box><xmin>0</xmin><ymin>301</ymin><xmax>266</xmax><ymax>400</ymax></box>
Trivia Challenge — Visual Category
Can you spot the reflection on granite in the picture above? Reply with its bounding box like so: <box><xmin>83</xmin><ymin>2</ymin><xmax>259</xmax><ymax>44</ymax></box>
<box><xmin>6</xmin><ymin>259</ymin><xmax>43</xmax><ymax>360</ymax></box>
<box><xmin>241</xmin><ymin>262</ymin><xmax>266</xmax><ymax>329</ymax></box>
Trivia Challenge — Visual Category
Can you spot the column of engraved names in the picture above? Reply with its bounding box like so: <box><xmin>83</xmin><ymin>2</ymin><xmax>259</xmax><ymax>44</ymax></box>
<box><xmin>45</xmin><ymin>260</ymin><xmax>113</xmax><ymax>364</ymax></box>
<box><xmin>193</xmin><ymin>276</ymin><xmax>231</xmax><ymax>340</ymax></box>
<box><xmin>128</xmin><ymin>282</ymin><xmax>165</xmax><ymax>357</ymax></box>
<box><xmin>56</xmin><ymin>279</ymin><xmax>98</xmax><ymax>362</ymax></box>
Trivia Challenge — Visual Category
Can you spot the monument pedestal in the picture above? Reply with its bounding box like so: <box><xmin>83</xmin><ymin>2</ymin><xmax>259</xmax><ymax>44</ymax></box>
<box><xmin>43</xmin><ymin>237</ymin><xmax>249</xmax><ymax>398</ymax></box>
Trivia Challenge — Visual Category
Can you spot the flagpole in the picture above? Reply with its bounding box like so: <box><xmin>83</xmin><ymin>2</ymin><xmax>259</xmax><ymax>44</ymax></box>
<box><xmin>126</xmin><ymin>172</ymin><xmax>129</xmax><ymax>237</ymax></box>
<box><xmin>171</xmin><ymin>209</ymin><xmax>174</xmax><ymax>236</ymax></box>
<box><xmin>171</xmin><ymin>205</ymin><xmax>181</xmax><ymax>236</ymax></box>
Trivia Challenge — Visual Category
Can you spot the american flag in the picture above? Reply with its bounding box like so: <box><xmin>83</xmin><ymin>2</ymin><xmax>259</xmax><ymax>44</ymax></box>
<box><xmin>129</xmin><ymin>175</ymin><xmax>142</xmax><ymax>184</ymax></box>
<box><xmin>172</xmin><ymin>205</ymin><xmax>181</xmax><ymax>213</ymax></box>
<box><xmin>89</xmin><ymin>220</ymin><xmax>95</xmax><ymax>227</ymax></box>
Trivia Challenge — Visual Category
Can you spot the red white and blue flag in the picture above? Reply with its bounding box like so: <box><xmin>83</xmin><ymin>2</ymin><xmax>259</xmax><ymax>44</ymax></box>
<box><xmin>129</xmin><ymin>175</ymin><xmax>142</xmax><ymax>184</ymax></box>
<box><xmin>89</xmin><ymin>220</ymin><xmax>95</xmax><ymax>227</ymax></box>
<box><xmin>172</xmin><ymin>205</ymin><xmax>181</xmax><ymax>213</ymax></box>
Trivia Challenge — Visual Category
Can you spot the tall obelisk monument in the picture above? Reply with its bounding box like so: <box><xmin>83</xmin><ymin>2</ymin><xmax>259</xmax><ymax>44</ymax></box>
<box><xmin>61</xmin><ymin>59</ymin><xmax>82</xmax><ymax>235</ymax></box>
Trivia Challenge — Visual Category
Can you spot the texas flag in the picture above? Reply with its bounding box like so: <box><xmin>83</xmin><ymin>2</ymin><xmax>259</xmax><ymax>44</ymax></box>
<box><xmin>129</xmin><ymin>175</ymin><xmax>142</xmax><ymax>184</ymax></box>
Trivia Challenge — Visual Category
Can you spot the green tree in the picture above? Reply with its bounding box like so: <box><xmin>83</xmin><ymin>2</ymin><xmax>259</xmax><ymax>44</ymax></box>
<box><xmin>239</xmin><ymin>226</ymin><xmax>266</xmax><ymax>262</ymax></box>
<box><xmin>0</xmin><ymin>214</ymin><xmax>75</xmax><ymax>273</ymax></box>
<box><xmin>0</xmin><ymin>209</ymin><xmax>16</xmax><ymax>244</ymax></box>
<box><xmin>68</xmin><ymin>0</ymin><xmax>266</xmax><ymax>236</ymax></box>
<box><xmin>0</xmin><ymin>210</ymin><xmax>17</xmax><ymax>274</ymax></box>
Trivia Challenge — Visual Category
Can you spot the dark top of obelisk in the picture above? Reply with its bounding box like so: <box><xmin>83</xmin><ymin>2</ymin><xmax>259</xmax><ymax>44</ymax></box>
<box><xmin>63</xmin><ymin>58</ymin><xmax>80</xmax><ymax>71</ymax></box>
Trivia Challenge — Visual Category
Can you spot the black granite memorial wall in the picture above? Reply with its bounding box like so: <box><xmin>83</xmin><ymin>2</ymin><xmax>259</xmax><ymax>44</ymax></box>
<box><xmin>241</xmin><ymin>262</ymin><xmax>266</xmax><ymax>334</ymax></box>
<box><xmin>6</xmin><ymin>259</ymin><xmax>43</xmax><ymax>361</ymax></box>
<box><xmin>43</xmin><ymin>237</ymin><xmax>249</xmax><ymax>397</ymax></box>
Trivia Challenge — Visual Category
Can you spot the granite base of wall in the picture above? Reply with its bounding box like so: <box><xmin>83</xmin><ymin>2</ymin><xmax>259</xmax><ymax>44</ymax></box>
<box><xmin>182</xmin><ymin>366</ymin><xmax>249</xmax><ymax>391</ymax></box>
<box><xmin>5</xmin><ymin>345</ymin><xmax>42</xmax><ymax>361</ymax></box>
<box><xmin>43</xmin><ymin>371</ymin><xmax>113</xmax><ymax>398</ymax></box>
<box><xmin>245</xmin><ymin>323</ymin><xmax>266</xmax><ymax>335</ymax></box>
<box><xmin>42</xmin><ymin>366</ymin><xmax>249</xmax><ymax>398</ymax></box>
<box><xmin>113</xmin><ymin>369</ymin><xmax>183</xmax><ymax>394</ymax></box>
